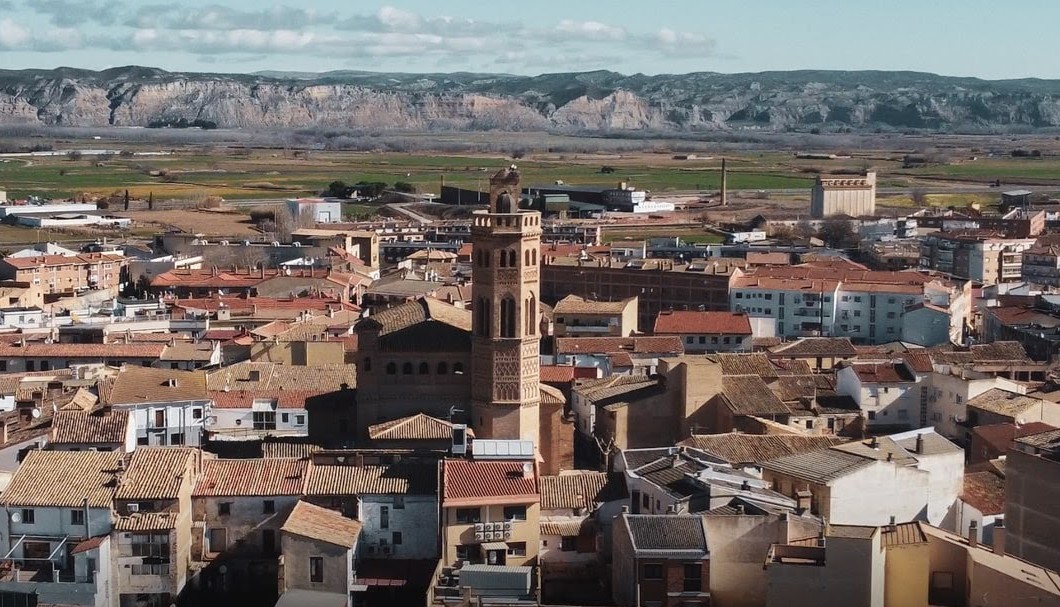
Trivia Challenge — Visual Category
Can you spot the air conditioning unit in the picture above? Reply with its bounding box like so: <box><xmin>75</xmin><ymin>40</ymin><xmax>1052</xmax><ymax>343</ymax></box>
<box><xmin>127</xmin><ymin>503</ymin><xmax>140</xmax><ymax>513</ymax></box>
<box><xmin>503</xmin><ymin>531</ymin><xmax>512</xmax><ymax>539</ymax></box>
<box><xmin>485</xmin><ymin>523</ymin><xmax>495</xmax><ymax>532</ymax></box>
<box><xmin>503</xmin><ymin>522</ymin><xmax>513</xmax><ymax>530</ymax></box>
<box><xmin>484</xmin><ymin>532</ymin><xmax>495</xmax><ymax>541</ymax></box>
<box><xmin>474</xmin><ymin>532</ymin><xmax>484</xmax><ymax>541</ymax></box>
<box><xmin>474</xmin><ymin>523</ymin><xmax>484</xmax><ymax>532</ymax></box>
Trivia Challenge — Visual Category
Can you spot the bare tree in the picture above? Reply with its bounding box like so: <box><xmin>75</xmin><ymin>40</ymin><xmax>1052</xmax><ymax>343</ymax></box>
<box><xmin>272</xmin><ymin>205</ymin><xmax>296</xmax><ymax>241</ymax></box>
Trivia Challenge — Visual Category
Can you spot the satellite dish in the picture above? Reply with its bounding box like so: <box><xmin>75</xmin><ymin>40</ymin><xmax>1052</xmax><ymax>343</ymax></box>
<box><xmin>30</xmin><ymin>409</ymin><xmax>41</xmax><ymax>419</ymax></box>
<box><xmin>10</xmin><ymin>512</ymin><xmax>21</xmax><ymax>523</ymax></box>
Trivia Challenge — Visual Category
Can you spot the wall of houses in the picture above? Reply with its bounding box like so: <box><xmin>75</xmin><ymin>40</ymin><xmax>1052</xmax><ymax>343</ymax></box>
<box><xmin>117</xmin><ymin>401</ymin><xmax>210</xmax><ymax>447</ymax></box>
<box><xmin>280</xmin><ymin>532</ymin><xmax>353</xmax><ymax>596</ymax></box>
<box><xmin>211</xmin><ymin>407</ymin><xmax>308</xmax><ymax>436</ymax></box>
<box><xmin>1005</xmin><ymin>448</ymin><xmax>1060</xmax><ymax>572</ymax></box>
<box><xmin>357</xmin><ymin>495</ymin><xmax>437</xmax><ymax>560</ymax></box>
<box><xmin>192</xmin><ymin>495</ymin><xmax>300</xmax><ymax>559</ymax></box>
<box><xmin>1</xmin><ymin>505</ymin><xmax>113</xmax><ymax>554</ymax></box>
<box><xmin>113</xmin><ymin>528</ymin><xmax>179</xmax><ymax>598</ymax></box>
<box><xmin>442</xmin><ymin>502</ymin><xmax>540</xmax><ymax>568</ymax></box>
<box><xmin>836</xmin><ymin>369</ymin><xmax>921</xmax><ymax>428</ymax></box>
<box><xmin>927</xmin><ymin>372</ymin><xmax>1020</xmax><ymax>440</ymax></box>
<box><xmin>765</xmin><ymin>535</ymin><xmax>884</xmax><ymax>607</ymax></box>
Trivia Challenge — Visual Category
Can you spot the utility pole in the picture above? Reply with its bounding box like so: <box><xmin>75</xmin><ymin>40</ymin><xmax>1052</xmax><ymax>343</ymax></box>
<box><xmin>721</xmin><ymin>157</ymin><xmax>728</xmax><ymax>207</ymax></box>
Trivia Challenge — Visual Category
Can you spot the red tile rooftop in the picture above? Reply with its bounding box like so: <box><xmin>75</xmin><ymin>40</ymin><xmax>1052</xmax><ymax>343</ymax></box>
<box><xmin>442</xmin><ymin>460</ymin><xmax>539</xmax><ymax>506</ymax></box>
<box><xmin>654</xmin><ymin>310</ymin><xmax>752</xmax><ymax>335</ymax></box>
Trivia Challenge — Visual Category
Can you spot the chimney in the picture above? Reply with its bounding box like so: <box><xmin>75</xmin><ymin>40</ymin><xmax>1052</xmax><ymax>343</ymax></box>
<box><xmin>721</xmin><ymin>157</ymin><xmax>728</xmax><ymax>206</ymax></box>
<box><xmin>993</xmin><ymin>518</ymin><xmax>1006</xmax><ymax>555</ymax></box>
<box><xmin>666</xmin><ymin>505</ymin><xmax>676</xmax><ymax>514</ymax></box>
<box><xmin>887</xmin><ymin>516</ymin><xmax>896</xmax><ymax>532</ymax></box>
<box><xmin>740</xmin><ymin>480</ymin><xmax>750</xmax><ymax>491</ymax></box>
<box><xmin>968</xmin><ymin>520</ymin><xmax>979</xmax><ymax>548</ymax></box>
<box><xmin>915</xmin><ymin>433</ymin><xmax>924</xmax><ymax>454</ymax></box>
<box><xmin>620</xmin><ymin>505</ymin><xmax>629</xmax><ymax>514</ymax></box>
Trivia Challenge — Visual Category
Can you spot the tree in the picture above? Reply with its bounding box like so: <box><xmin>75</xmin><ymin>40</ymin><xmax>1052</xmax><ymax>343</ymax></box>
<box><xmin>65</xmin><ymin>150</ymin><xmax>82</xmax><ymax>161</ymax></box>
<box><xmin>394</xmin><ymin>181</ymin><xmax>416</xmax><ymax>194</ymax></box>
<box><xmin>353</xmin><ymin>181</ymin><xmax>388</xmax><ymax>198</ymax></box>
<box><xmin>819</xmin><ymin>218</ymin><xmax>857</xmax><ymax>249</ymax></box>
<box><xmin>324</xmin><ymin>180</ymin><xmax>352</xmax><ymax>198</ymax></box>
<box><xmin>272</xmin><ymin>204</ymin><xmax>296</xmax><ymax>241</ymax></box>
<box><xmin>910</xmin><ymin>188</ymin><xmax>929</xmax><ymax>208</ymax></box>
<box><xmin>794</xmin><ymin>219</ymin><xmax>816</xmax><ymax>239</ymax></box>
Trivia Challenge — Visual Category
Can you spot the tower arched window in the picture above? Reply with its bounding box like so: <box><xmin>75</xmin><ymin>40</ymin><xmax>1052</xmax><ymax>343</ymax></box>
<box><xmin>437</xmin><ymin>362</ymin><xmax>448</xmax><ymax>375</ymax></box>
<box><xmin>508</xmin><ymin>250</ymin><xmax>517</xmax><ymax>267</ymax></box>
<box><xmin>500</xmin><ymin>296</ymin><xmax>517</xmax><ymax>338</ymax></box>
<box><xmin>531</xmin><ymin>249</ymin><xmax>537</xmax><ymax>266</ymax></box>
<box><xmin>499</xmin><ymin>251</ymin><xmax>507</xmax><ymax>268</ymax></box>
<box><xmin>476</xmin><ymin>297</ymin><xmax>492</xmax><ymax>337</ymax></box>
<box><xmin>453</xmin><ymin>362</ymin><xmax>464</xmax><ymax>374</ymax></box>
<box><xmin>476</xmin><ymin>250</ymin><xmax>482</xmax><ymax>267</ymax></box>
<box><xmin>419</xmin><ymin>362</ymin><xmax>430</xmax><ymax>374</ymax></box>
<box><xmin>363</xmin><ymin>357</ymin><xmax>372</xmax><ymax>372</ymax></box>
<box><xmin>525</xmin><ymin>294</ymin><xmax>537</xmax><ymax>336</ymax></box>
<box><xmin>525</xmin><ymin>250</ymin><xmax>531</xmax><ymax>267</ymax></box>
<box><xmin>386</xmin><ymin>362</ymin><xmax>396</xmax><ymax>375</ymax></box>
<box><xmin>402</xmin><ymin>362</ymin><xmax>413</xmax><ymax>375</ymax></box>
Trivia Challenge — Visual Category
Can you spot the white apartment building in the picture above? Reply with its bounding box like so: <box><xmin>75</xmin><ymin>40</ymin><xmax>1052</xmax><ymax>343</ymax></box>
<box><xmin>836</xmin><ymin>361</ymin><xmax>926</xmax><ymax>429</ymax></box>
<box><xmin>730</xmin><ymin>265</ymin><xmax>970</xmax><ymax>345</ymax></box>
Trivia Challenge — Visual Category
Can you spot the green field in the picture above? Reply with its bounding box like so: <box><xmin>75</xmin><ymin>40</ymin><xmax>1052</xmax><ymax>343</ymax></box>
<box><xmin>904</xmin><ymin>157</ymin><xmax>1060</xmax><ymax>182</ymax></box>
<box><xmin>0</xmin><ymin>152</ymin><xmax>815</xmax><ymax>201</ymax></box>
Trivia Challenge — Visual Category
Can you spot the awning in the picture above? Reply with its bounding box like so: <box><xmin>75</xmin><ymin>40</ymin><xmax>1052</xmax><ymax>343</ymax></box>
<box><xmin>481</xmin><ymin>542</ymin><xmax>507</xmax><ymax>551</ymax></box>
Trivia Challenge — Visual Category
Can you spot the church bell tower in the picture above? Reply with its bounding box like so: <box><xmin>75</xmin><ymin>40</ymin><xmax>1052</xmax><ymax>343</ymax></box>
<box><xmin>470</xmin><ymin>166</ymin><xmax>541</xmax><ymax>443</ymax></box>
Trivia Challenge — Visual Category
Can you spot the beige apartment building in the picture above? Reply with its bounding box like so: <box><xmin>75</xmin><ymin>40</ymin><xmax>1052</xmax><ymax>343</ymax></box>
<box><xmin>553</xmin><ymin>295</ymin><xmax>638</xmax><ymax>337</ymax></box>
<box><xmin>0</xmin><ymin>253</ymin><xmax>125</xmax><ymax>296</ymax></box>
<box><xmin>919</xmin><ymin>230</ymin><xmax>1036</xmax><ymax>284</ymax></box>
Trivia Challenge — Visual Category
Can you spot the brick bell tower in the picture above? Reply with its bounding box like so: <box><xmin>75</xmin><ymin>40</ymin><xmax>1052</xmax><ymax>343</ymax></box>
<box><xmin>470</xmin><ymin>165</ymin><xmax>542</xmax><ymax>444</ymax></box>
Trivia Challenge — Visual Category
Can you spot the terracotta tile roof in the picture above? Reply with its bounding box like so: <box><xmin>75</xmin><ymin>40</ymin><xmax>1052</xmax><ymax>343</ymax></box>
<box><xmin>653</xmin><ymin>311</ymin><xmax>752</xmax><ymax>335</ymax></box>
<box><xmin>262</xmin><ymin>439</ymin><xmax>321</xmax><ymax>459</ymax></box>
<box><xmin>159</xmin><ymin>341</ymin><xmax>216</xmax><ymax>362</ymax></box>
<box><xmin>710</xmin><ymin>353</ymin><xmax>811</xmax><ymax>378</ymax></box>
<box><xmin>115</xmin><ymin>447</ymin><xmax>197</xmax><ymax>501</ymax></box>
<box><xmin>679</xmin><ymin>433</ymin><xmax>846</xmax><ymax>466</ymax></box>
<box><xmin>540</xmin><ymin>365</ymin><xmax>576</xmax><ymax>384</ymax></box>
<box><xmin>368</xmin><ymin>413</ymin><xmax>462</xmax><ymax>441</ymax></box>
<box><xmin>70</xmin><ymin>535</ymin><xmax>108</xmax><ymax>554</ymax></box>
<box><xmin>722</xmin><ymin>375</ymin><xmax>791</xmax><ymax>416</ymax></box>
<box><xmin>50</xmin><ymin>409</ymin><xmax>130</xmax><ymax>445</ymax></box>
<box><xmin>0</xmin><ymin>253</ymin><xmax>124</xmax><ymax>269</ymax></box>
<box><xmin>1014</xmin><ymin>428</ymin><xmax>1060</xmax><ymax>451</ymax></box>
<box><xmin>553</xmin><ymin>295</ymin><xmax>635</xmax><ymax>315</ymax></box>
<box><xmin>623</xmin><ymin>514</ymin><xmax>708</xmax><ymax>552</ymax></box>
<box><xmin>539</xmin><ymin>472</ymin><xmax>626</xmax><ymax>510</ymax></box>
<box><xmin>206</xmin><ymin>362</ymin><xmax>356</xmax><ymax>393</ymax></box>
<box><xmin>209</xmin><ymin>390</ymin><xmax>331</xmax><ymax>410</ymax></box>
<box><xmin>540</xmin><ymin>518</ymin><xmax>594</xmax><ymax>537</ymax></box>
<box><xmin>442</xmin><ymin>460</ymin><xmax>538</xmax><ymax>506</ymax></box>
<box><xmin>356</xmin><ymin>297</ymin><xmax>471</xmax><ymax>335</ymax></box>
<box><xmin>961</xmin><ymin>471</ymin><xmax>1005</xmax><ymax>515</ymax></box>
<box><xmin>540</xmin><ymin>383</ymin><xmax>566</xmax><ymax>406</ymax></box>
<box><xmin>880</xmin><ymin>521</ymin><xmax>928</xmax><ymax>547</ymax></box>
<box><xmin>973</xmin><ymin>422</ymin><xmax>1057</xmax><ymax>456</ymax></box>
<box><xmin>0</xmin><ymin>342</ymin><xmax>164</xmax><ymax>360</ymax></box>
<box><xmin>555</xmin><ymin>336</ymin><xmax>684</xmax><ymax>355</ymax></box>
<box><xmin>305</xmin><ymin>463</ymin><xmax>437</xmax><ymax>496</ymax></box>
<box><xmin>195</xmin><ymin>458</ymin><xmax>307</xmax><ymax>497</ymax></box>
<box><xmin>114</xmin><ymin>511</ymin><xmax>179</xmax><ymax>531</ymax></box>
<box><xmin>902</xmin><ymin>351</ymin><xmax>935</xmax><ymax>374</ymax></box>
<box><xmin>107</xmin><ymin>367</ymin><xmax>208</xmax><ymax>405</ymax></box>
<box><xmin>760</xmin><ymin>449</ymin><xmax>874</xmax><ymax>484</ymax></box>
<box><xmin>150</xmin><ymin>267</ymin><xmax>301</xmax><ymax>288</ymax></box>
<box><xmin>1</xmin><ymin>450</ymin><xmax>123</xmax><ymax>508</ymax></box>
<box><xmin>0</xmin><ymin>369</ymin><xmax>75</xmax><ymax>395</ymax></box>
<box><xmin>967</xmin><ymin>389</ymin><xmax>1045</xmax><ymax>417</ymax></box>
<box><xmin>769</xmin><ymin>337</ymin><xmax>858</xmax><ymax>358</ymax></box>
<box><xmin>848</xmin><ymin>362</ymin><xmax>917</xmax><ymax>383</ymax></box>
<box><xmin>282</xmin><ymin>500</ymin><xmax>362</xmax><ymax>548</ymax></box>
<box><xmin>832</xmin><ymin>436</ymin><xmax>919</xmax><ymax>465</ymax></box>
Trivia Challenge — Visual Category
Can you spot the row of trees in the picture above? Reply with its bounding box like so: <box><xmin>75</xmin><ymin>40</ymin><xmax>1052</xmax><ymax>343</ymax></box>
<box><xmin>323</xmin><ymin>180</ymin><xmax>416</xmax><ymax>199</ymax></box>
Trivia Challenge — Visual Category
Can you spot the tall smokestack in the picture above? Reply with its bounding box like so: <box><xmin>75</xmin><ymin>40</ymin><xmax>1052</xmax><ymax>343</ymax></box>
<box><xmin>721</xmin><ymin>158</ymin><xmax>728</xmax><ymax>206</ymax></box>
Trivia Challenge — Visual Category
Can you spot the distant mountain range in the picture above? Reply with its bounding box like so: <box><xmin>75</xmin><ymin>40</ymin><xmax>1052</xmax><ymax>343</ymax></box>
<box><xmin>2</xmin><ymin>66</ymin><xmax>1060</xmax><ymax>133</ymax></box>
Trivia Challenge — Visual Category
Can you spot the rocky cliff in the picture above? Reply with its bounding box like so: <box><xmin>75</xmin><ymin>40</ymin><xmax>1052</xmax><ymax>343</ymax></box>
<box><xmin>3</xmin><ymin>66</ymin><xmax>1060</xmax><ymax>133</ymax></box>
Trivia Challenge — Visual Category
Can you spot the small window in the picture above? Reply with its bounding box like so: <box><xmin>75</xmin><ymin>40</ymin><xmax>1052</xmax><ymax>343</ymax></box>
<box><xmin>393</xmin><ymin>496</ymin><xmax>405</xmax><ymax>510</ymax></box>
<box><xmin>218</xmin><ymin>502</ymin><xmax>232</xmax><ymax>516</ymax></box>
<box><xmin>642</xmin><ymin>563</ymin><xmax>663</xmax><ymax>580</ymax></box>
<box><xmin>402</xmin><ymin>362</ymin><xmax>413</xmax><ymax>375</ymax></box>
<box><xmin>309</xmin><ymin>557</ymin><xmax>324</xmax><ymax>583</ymax></box>
<box><xmin>281</xmin><ymin>413</ymin><xmax>289</xmax><ymax>423</ymax></box>
<box><xmin>380</xmin><ymin>506</ymin><xmax>389</xmax><ymax>529</ymax></box>
<box><xmin>386</xmin><ymin>362</ymin><xmax>397</xmax><ymax>375</ymax></box>
<box><xmin>295</xmin><ymin>415</ymin><xmax>305</xmax><ymax>425</ymax></box>
<box><xmin>20</xmin><ymin>509</ymin><xmax>34</xmax><ymax>524</ymax></box>
<box><xmin>192</xmin><ymin>408</ymin><xmax>202</xmax><ymax>420</ymax></box>
<box><xmin>507</xmin><ymin>541</ymin><xmax>527</xmax><ymax>556</ymax></box>
<box><xmin>503</xmin><ymin>505</ymin><xmax>527</xmax><ymax>521</ymax></box>
<box><xmin>419</xmin><ymin>362</ymin><xmax>429</xmax><ymax>375</ymax></box>
<box><xmin>868</xmin><ymin>411</ymin><xmax>877</xmax><ymax>421</ymax></box>
<box><xmin>561</xmin><ymin>536</ymin><xmax>577</xmax><ymax>551</ymax></box>
<box><xmin>263</xmin><ymin>500</ymin><xmax>275</xmax><ymax>514</ymax></box>
<box><xmin>70</xmin><ymin>509</ymin><xmax>85</xmax><ymax>526</ymax></box>
<box><xmin>455</xmin><ymin>508</ymin><xmax>480</xmax><ymax>524</ymax></box>
<box><xmin>453</xmin><ymin>362</ymin><xmax>464</xmax><ymax>374</ymax></box>
<box><xmin>683</xmin><ymin>563</ymin><xmax>702</xmax><ymax>592</ymax></box>
<box><xmin>392</xmin><ymin>532</ymin><xmax>403</xmax><ymax>545</ymax></box>
<box><xmin>363</xmin><ymin>357</ymin><xmax>372</xmax><ymax>372</ymax></box>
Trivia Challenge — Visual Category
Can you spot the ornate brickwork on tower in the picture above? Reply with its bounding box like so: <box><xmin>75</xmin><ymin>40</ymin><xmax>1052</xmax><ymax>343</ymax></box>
<box><xmin>470</xmin><ymin>166</ymin><xmax>542</xmax><ymax>443</ymax></box>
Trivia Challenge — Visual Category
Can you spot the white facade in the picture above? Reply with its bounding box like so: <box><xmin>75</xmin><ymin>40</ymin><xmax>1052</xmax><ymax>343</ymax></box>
<box><xmin>822</xmin><ymin>460</ymin><xmax>929</xmax><ymax>525</ymax></box>
<box><xmin>835</xmin><ymin>366</ymin><xmax>923</xmax><ymax>428</ymax></box>
<box><xmin>0</xmin><ymin>307</ymin><xmax>44</xmax><ymax>329</ymax></box>
<box><xmin>357</xmin><ymin>494</ymin><xmax>438</xmax><ymax>560</ymax></box>
<box><xmin>0</xmin><ymin>203</ymin><xmax>99</xmax><ymax>218</ymax></box>
<box><xmin>211</xmin><ymin>405</ymin><xmax>309</xmax><ymax>436</ymax></box>
<box><xmin>287</xmin><ymin>199</ymin><xmax>342</xmax><ymax>224</ymax></box>
<box><xmin>926</xmin><ymin>370</ymin><xmax>1023</xmax><ymax>440</ymax></box>
<box><xmin>114</xmin><ymin>400</ymin><xmax>211</xmax><ymax>447</ymax></box>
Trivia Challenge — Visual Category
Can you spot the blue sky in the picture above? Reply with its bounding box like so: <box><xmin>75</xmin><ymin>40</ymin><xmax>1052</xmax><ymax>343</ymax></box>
<box><xmin>0</xmin><ymin>0</ymin><xmax>1053</xmax><ymax>79</ymax></box>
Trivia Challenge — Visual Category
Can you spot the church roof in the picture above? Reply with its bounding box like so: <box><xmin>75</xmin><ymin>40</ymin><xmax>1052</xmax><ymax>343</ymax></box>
<box><xmin>357</xmin><ymin>297</ymin><xmax>471</xmax><ymax>335</ymax></box>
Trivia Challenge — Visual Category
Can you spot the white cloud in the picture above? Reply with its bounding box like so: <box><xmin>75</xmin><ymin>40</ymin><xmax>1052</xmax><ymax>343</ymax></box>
<box><xmin>554</xmin><ymin>20</ymin><xmax>626</xmax><ymax>41</ymax></box>
<box><xmin>0</xmin><ymin>17</ymin><xmax>30</xmax><ymax>49</ymax></box>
